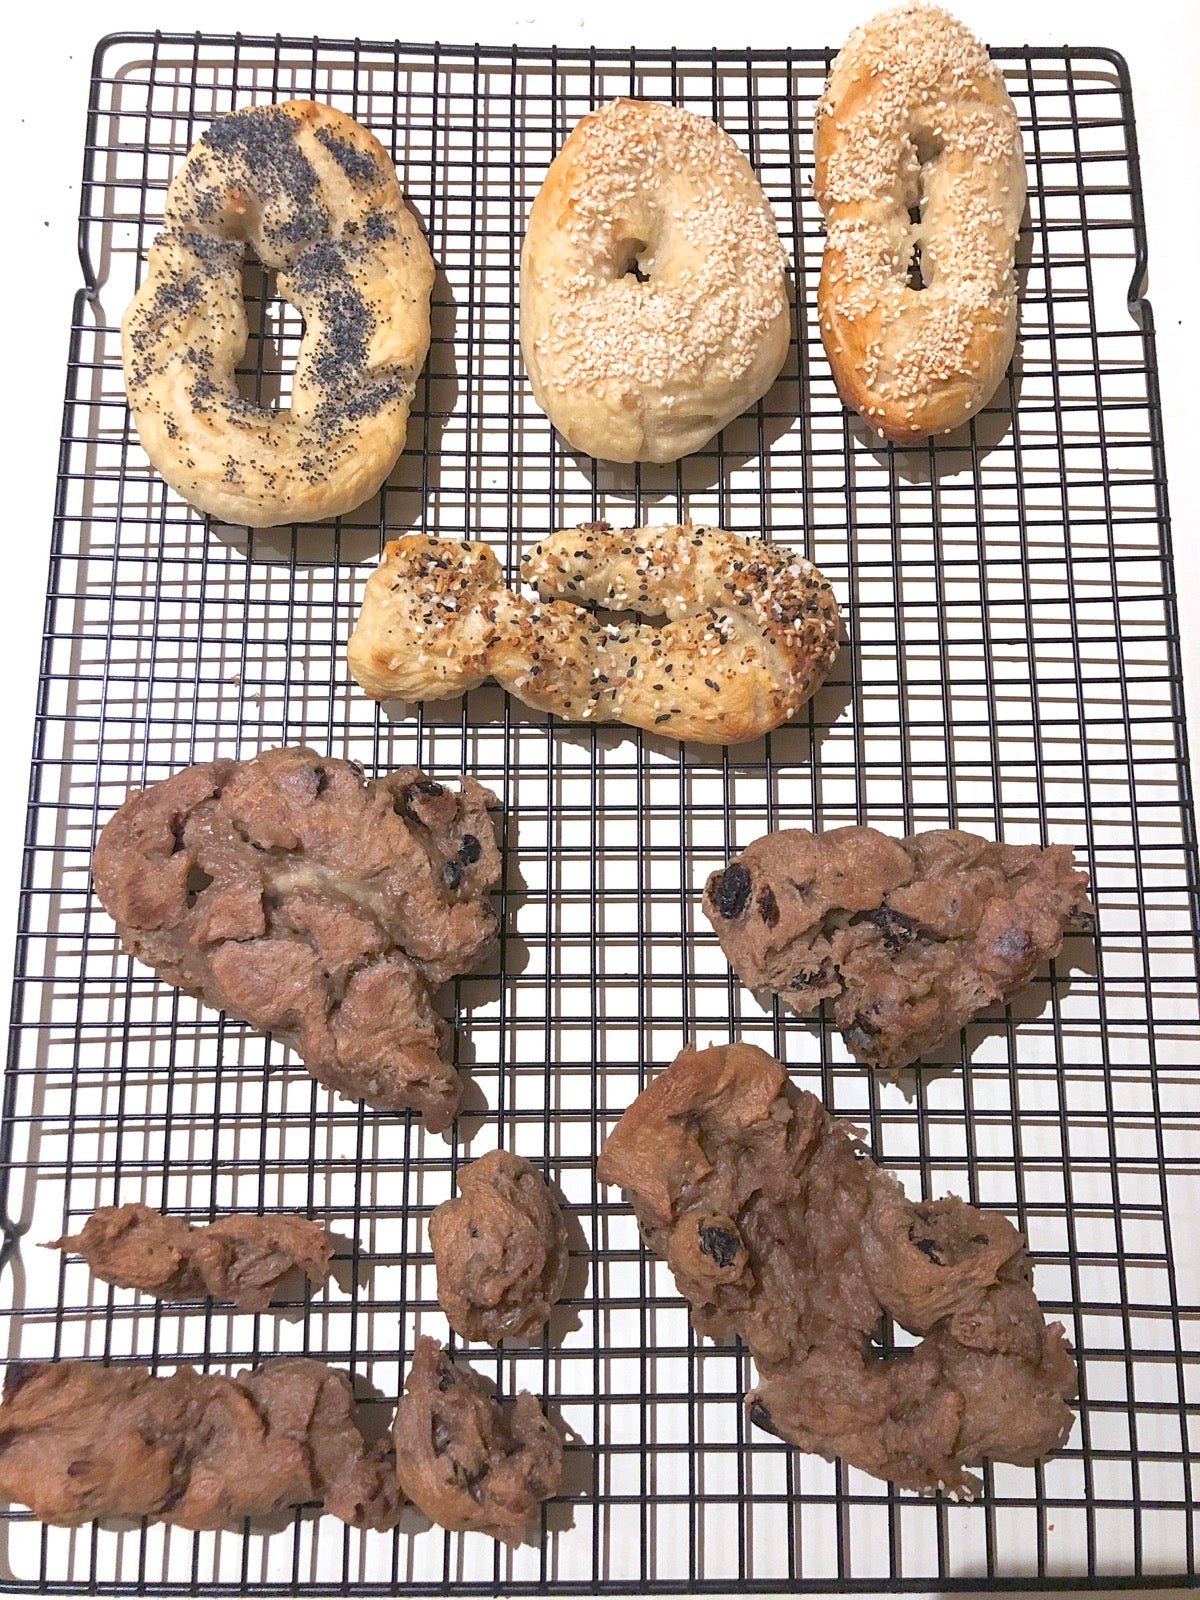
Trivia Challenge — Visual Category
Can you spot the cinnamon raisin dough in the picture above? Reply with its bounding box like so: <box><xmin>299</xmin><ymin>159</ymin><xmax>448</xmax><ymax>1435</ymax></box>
<box><xmin>0</xmin><ymin>1358</ymin><xmax>400</xmax><ymax>1529</ymax></box>
<box><xmin>391</xmin><ymin>1337</ymin><xmax>563</xmax><ymax>1544</ymax></box>
<box><xmin>429</xmin><ymin>1151</ymin><xmax>568</xmax><ymax>1343</ymax></box>
<box><xmin>91</xmin><ymin>747</ymin><xmax>501</xmax><ymax>1129</ymax></box>
<box><xmin>520</xmin><ymin>98</ymin><xmax>790</xmax><ymax>463</ymax></box>
<box><xmin>122</xmin><ymin>100</ymin><xmax>434</xmax><ymax>526</ymax></box>
<box><xmin>703</xmin><ymin>826</ymin><xmax>1092</xmax><ymax>1071</ymax></box>
<box><xmin>596</xmin><ymin>1042</ymin><xmax>1077</xmax><ymax>1493</ymax></box>
<box><xmin>47</xmin><ymin>1204</ymin><xmax>333</xmax><ymax>1312</ymax></box>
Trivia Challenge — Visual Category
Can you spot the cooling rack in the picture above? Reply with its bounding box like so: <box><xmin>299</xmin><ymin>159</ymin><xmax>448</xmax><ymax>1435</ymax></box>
<box><xmin>0</xmin><ymin>29</ymin><xmax>1196</xmax><ymax>1594</ymax></box>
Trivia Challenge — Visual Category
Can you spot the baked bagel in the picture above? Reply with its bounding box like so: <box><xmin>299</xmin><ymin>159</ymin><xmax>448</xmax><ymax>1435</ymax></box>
<box><xmin>520</xmin><ymin>99</ymin><xmax>791</xmax><ymax>464</ymax></box>
<box><xmin>814</xmin><ymin>5</ymin><xmax>1026</xmax><ymax>441</ymax></box>
<box><xmin>347</xmin><ymin>523</ymin><xmax>840</xmax><ymax>746</ymax></box>
<box><xmin>122</xmin><ymin>100</ymin><xmax>435</xmax><ymax>527</ymax></box>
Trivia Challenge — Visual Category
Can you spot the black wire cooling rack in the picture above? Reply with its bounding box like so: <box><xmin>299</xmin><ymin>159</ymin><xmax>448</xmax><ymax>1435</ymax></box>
<box><xmin>0</xmin><ymin>29</ymin><xmax>1196</xmax><ymax>1595</ymax></box>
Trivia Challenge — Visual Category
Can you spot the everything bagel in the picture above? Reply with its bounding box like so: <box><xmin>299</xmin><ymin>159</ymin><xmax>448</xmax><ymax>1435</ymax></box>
<box><xmin>347</xmin><ymin>523</ymin><xmax>841</xmax><ymax>746</ymax></box>
<box><xmin>814</xmin><ymin>5</ymin><xmax>1026</xmax><ymax>442</ymax></box>
<box><xmin>122</xmin><ymin>101</ymin><xmax>434</xmax><ymax>527</ymax></box>
<box><xmin>520</xmin><ymin>99</ymin><xmax>791</xmax><ymax>464</ymax></box>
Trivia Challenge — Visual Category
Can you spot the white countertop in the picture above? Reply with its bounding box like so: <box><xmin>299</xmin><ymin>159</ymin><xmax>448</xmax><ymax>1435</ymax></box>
<box><xmin>1</xmin><ymin>4</ymin><xmax>1196</xmax><ymax>1595</ymax></box>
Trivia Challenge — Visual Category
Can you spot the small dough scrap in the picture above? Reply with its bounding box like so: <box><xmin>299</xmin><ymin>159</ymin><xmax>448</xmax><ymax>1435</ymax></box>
<box><xmin>597</xmin><ymin>1042</ymin><xmax>1077</xmax><ymax>1493</ymax></box>
<box><xmin>391</xmin><ymin>1337</ymin><xmax>563</xmax><ymax>1544</ymax></box>
<box><xmin>703</xmin><ymin>825</ymin><xmax>1093</xmax><ymax>1072</ymax></box>
<box><xmin>429</xmin><ymin>1150</ymin><xmax>568</xmax><ymax>1343</ymax></box>
<box><xmin>47</xmin><ymin>1203</ymin><xmax>333</xmax><ymax>1312</ymax></box>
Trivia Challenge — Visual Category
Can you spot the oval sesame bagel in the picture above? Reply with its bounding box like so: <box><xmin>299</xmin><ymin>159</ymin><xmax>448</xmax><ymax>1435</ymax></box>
<box><xmin>122</xmin><ymin>101</ymin><xmax>434</xmax><ymax>527</ymax></box>
<box><xmin>347</xmin><ymin>523</ymin><xmax>841</xmax><ymax>746</ymax></box>
<box><xmin>814</xmin><ymin>5</ymin><xmax>1026</xmax><ymax>442</ymax></box>
<box><xmin>520</xmin><ymin>99</ymin><xmax>791</xmax><ymax>464</ymax></box>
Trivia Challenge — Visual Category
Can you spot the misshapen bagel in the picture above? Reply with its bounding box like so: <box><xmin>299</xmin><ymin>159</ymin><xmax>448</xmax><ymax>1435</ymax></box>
<box><xmin>520</xmin><ymin>99</ymin><xmax>791</xmax><ymax>463</ymax></box>
<box><xmin>347</xmin><ymin>524</ymin><xmax>840</xmax><ymax>746</ymax></box>
<box><xmin>122</xmin><ymin>101</ymin><xmax>434</xmax><ymax>527</ymax></box>
<box><xmin>814</xmin><ymin>5</ymin><xmax>1026</xmax><ymax>441</ymax></box>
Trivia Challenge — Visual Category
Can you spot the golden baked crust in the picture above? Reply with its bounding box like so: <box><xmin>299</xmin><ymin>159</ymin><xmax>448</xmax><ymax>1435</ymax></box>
<box><xmin>520</xmin><ymin>98</ymin><xmax>791</xmax><ymax>463</ymax></box>
<box><xmin>347</xmin><ymin>523</ymin><xmax>841</xmax><ymax>746</ymax></box>
<box><xmin>814</xmin><ymin>5</ymin><xmax>1026</xmax><ymax>441</ymax></box>
<box><xmin>122</xmin><ymin>100</ymin><xmax>434</xmax><ymax>527</ymax></box>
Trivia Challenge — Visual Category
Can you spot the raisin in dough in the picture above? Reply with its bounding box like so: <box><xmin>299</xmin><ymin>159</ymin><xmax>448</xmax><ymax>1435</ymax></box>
<box><xmin>703</xmin><ymin>826</ymin><xmax>1092</xmax><ymax>1072</ymax></box>
<box><xmin>597</xmin><ymin>1042</ymin><xmax>1077</xmax><ymax>1493</ymax></box>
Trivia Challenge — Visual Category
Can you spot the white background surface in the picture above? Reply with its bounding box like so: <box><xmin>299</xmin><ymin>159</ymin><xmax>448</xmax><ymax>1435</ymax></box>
<box><xmin>0</xmin><ymin>4</ymin><xmax>1196</xmax><ymax>1595</ymax></box>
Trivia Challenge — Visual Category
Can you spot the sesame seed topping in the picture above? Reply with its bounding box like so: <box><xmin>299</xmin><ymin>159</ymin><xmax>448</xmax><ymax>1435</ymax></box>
<box><xmin>813</xmin><ymin>4</ymin><xmax>1025</xmax><ymax>437</ymax></box>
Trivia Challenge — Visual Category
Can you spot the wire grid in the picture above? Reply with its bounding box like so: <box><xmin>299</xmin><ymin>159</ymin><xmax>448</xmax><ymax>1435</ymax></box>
<box><xmin>0</xmin><ymin>30</ymin><xmax>1196</xmax><ymax>1595</ymax></box>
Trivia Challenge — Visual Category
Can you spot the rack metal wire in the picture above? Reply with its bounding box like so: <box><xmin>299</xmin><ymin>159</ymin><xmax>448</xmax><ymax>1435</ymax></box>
<box><xmin>0</xmin><ymin>29</ymin><xmax>1196</xmax><ymax>1593</ymax></box>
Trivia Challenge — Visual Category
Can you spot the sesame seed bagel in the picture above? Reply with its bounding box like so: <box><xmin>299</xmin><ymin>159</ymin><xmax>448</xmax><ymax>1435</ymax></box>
<box><xmin>814</xmin><ymin>5</ymin><xmax>1026</xmax><ymax>442</ymax></box>
<box><xmin>347</xmin><ymin>524</ymin><xmax>840</xmax><ymax>747</ymax></box>
<box><xmin>122</xmin><ymin>101</ymin><xmax>434</xmax><ymax>527</ymax></box>
<box><xmin>520</xmin><ymin>99</ymin><xmax>791</xmax><ymax>464</ymax></box>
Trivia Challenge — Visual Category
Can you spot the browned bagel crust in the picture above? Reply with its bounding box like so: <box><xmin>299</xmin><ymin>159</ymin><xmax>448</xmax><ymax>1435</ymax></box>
<box><xmin>520</xmin><ymin>98</ymin><xmax>790</xmax><ymax>463</ymax></box>
<box><xmin>814</xmin><ymin>5</ymin><xmax>1025</xmax><ymax>442</ymax></box>
<box><xmin>347</xmin><ymin>524</ymin><xmax>841</xmax><ymax>746</ymax></box>
<box><xmin>122</xmin><ymin>101</ymin><xmax>434</xmax><ymax>526</ymax></box>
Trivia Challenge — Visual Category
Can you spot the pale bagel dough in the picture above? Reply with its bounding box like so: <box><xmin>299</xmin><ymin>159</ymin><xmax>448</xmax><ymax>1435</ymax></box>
<box><xmin>814</xmin><ymin>5</ymin><xmax>1026</xmax><ymax>441</ymax></box>
<box><xmin>122</xmin><ymin>100</ymin><xmax>435</xmax><ymax>527</ymax></box>
<box><xmin>520</xmin><ymin>99</ymin><xmax>791</xmax><ymax>464</ymax></box>
<box><xmin>347</xmin><ymin>523</ymin><xmax>841</xmax><ymax>746</ymax></box>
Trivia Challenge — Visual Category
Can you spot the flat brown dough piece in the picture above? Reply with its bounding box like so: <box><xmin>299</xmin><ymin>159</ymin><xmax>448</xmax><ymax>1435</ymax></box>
<box><xmin>91</xmin><ymin>746</ymin><xmax>502</xmax><ymax>1130</ymax></box>
<box><xmin>703</xmin><ymin>826</ymin><xmax>1093</xmax><ymax>1073</ymax></box>
<box><xmin>429</xmin><ymin>1151</ymin><xmax>568</xmax><ymax>1343</ymax></box>
<box><xmin>391</xmin><ymin>1336</ymin><xmax>563</xmax><ymax>1544</ymax></box>
<box><xmin>597</xmin><ymin>1042</ymin><xmax>1077</xmax><ymax>1493</ymax></box>
<box><xmin>47</xmin><ymin>1203</ymin><xmax>333</xmax><ymax>1312</ymax></box>
<box><xmin>0</xmin><ymin>1358</ymin><xmax>401</xmax><ymax>1530</ymax></box>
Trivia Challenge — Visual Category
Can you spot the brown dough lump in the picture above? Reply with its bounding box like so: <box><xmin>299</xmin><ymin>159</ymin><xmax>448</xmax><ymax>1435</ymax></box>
<box><xmin>703</xmin><ymin>826</ymin><xmax>1093</xmax><ymax>1072</ymax></box>
<box><xmin>596</xmin><ymin>1042</ymin><xmax>1077</xmax><ymax>1493</ymax></box>
<box><xmin>47</xmin><ymin>1204</ymin><xmax>333</xmax><ymax>1313</ymax></box>
<box><xmin>429</xmin><ymin>1150</ymin><xmax>568</xmax><ymax>1343</ymax></box>
<box><xmin>391</xmin><ymin>1336</ymin><xmax>563</xmax><ymax>1544</ymax></box>
<box><xmin>91</xmin><ymin>746</ymin><xmax>502</xmax><ymax>1130</ymax></box>
<box><xmin>0</xmin><ymin>1357</ymin><xmax>401</xmax><ymax>1530</ymax></box>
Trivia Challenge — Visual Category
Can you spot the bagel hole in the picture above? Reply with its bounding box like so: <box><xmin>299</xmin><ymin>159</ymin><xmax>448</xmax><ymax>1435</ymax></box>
<box><xmin>584</xmin><ymin>601</ymin><xmax>669</xmax><ymax>630</ymax></box>
<box><xmin>236</xmin><ymin>251</ymin><xmax>302</xmax><ymax>410</ymax></box>
<box><xmin>906</xmin><ymin>207</ymin><xmax>925</xmax><ymax>292</ymax></box>
<box><xmin>618</xmin><ymin>238</ymin><xmax>652</xmax><ymax>284</ymax></box>
<box><xmin>902</xmin><ymin>131</ymin><xmax>943</xmax><ymax>292</ymax></box>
